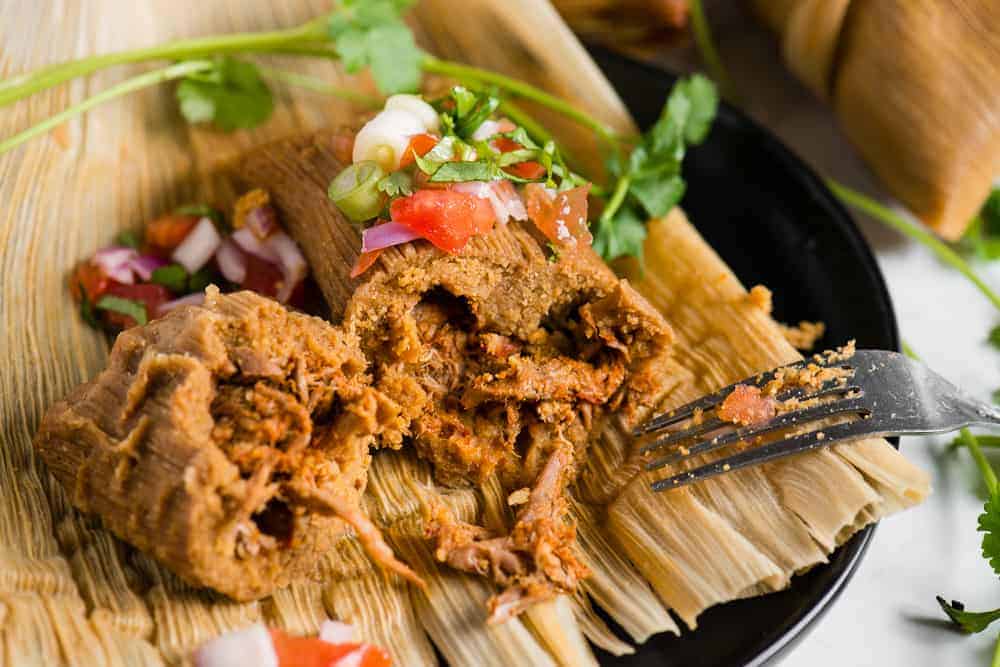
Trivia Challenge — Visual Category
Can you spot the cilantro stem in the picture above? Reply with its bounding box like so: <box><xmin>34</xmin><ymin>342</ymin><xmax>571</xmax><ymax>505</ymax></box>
<box><xmin>687</xmin><ymin>0</ymin><xmax>737</xmax><ymax>102</ymax></box>
<box><xmin>0</xmin><ymin>17</ymin><xmax>329</xmax><ymax>108</ymax></box>
<box><xmin>256</xmin><ymin>66</ymin><xmax>382</xmax><ymax>108</ymax></box>
<box><xmin>599</xmin><ymin>174</ymin><xmax>631</xmax><ymax>224</ymax></box>
<box><xmin>993</xmin><ymin>635</ymin><xmax>1000</xmax><ymax>667</ymax></box>
<box><xmin>421</xmin><ymin>55</ymin><xmax>621</xmax><ymax>149</ymax></box>
<box><xmin>828</xmin><ymin>179</ymin><xmax>1000</xmax><ymax>313</ymax></box>
<box><xmin>0</xmin><ymin>60</ymin><xmax>213</xmax><ymax>156</ymax></box>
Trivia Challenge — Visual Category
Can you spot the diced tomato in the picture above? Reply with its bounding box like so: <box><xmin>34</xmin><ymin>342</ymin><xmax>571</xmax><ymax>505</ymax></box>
<box><xmin>269</xmin><ymin>630</ymin><xmax>391</xmax><ymax>667</ymax></box>
<box><xmin>398</xmin><ymin>133</ymin><xmax>439</xmax><ymax>170</ymax></box>
<box><xmin>390</xmin><ymin>190</ymin><xmax>495</xmax><ymax>253</ymax></box>
<box><xmin>101</xmin><ymin>282</ymin><xmax>172</xmax><ymax>328</ymax></box>
<box><xmin>504</xmin><ymin>160</ymin><xmax>546</xmax><ymax>180</ymax></box>
<box><xmin>350</xmin><ymin>249</ymin><xmax>384</xmax><ymax>279</ymax></box>
<box><xmin>492</xmin><ymin>137</ymin><xmax>521</xmax><ymax>153</ymax></box>
<box><xmin>143</xmin><ymin>214</ymin><xmax>200</xmax><ymax>257</ymax></box>
<box><xmin>240</xmin><ymin>252</ymin><xmax>283</xmax><ymax>298</ymax></box>
<box><xmin>68</xmin><ymin>261</ymin><xmax>111</xmax><ymax>303</ymax></box>
<box><xmin>331</xmin><ymin>131</ymin><xmax>356</xmax><ymax>165</ymax></box>
<box><xmin>523</xmin><ymin>184</ymin><xmax>592</xmax><ymax>248</ymax></box>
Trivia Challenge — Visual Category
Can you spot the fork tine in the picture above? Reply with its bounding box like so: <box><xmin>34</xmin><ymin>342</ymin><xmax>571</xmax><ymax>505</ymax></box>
<box><xmin>637</xmin><ymin>417</ymin><xmax>725</xmax><ymax>454</ymax></box>
<box><xmin>650</xmin><ymin>420</ymin><xmax>866</xmax><ymax>491</ymax></box>
<box><xmin>645</xmin><ymin>395</ymin><xmax>867</xmax><ymax>472</ymax></box>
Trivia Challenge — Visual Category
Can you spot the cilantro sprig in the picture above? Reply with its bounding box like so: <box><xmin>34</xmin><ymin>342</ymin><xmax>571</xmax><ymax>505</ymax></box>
<box><xmin>594</xmin><ymin>74</ymin><xmax>718</xmax><ymax>262</ymax></box>
<box><xmin>177</xmin><ymin>57</ymin><xmax>274</xmax><ymax>131</ymax></box>
<box><xmin>327</xmin><ymin>0</ymin><xmax>422</xmax><ymax>95</ymax></box>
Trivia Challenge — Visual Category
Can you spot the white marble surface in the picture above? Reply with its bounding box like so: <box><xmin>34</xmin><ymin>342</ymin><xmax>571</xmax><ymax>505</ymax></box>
<box><xmin>640</xmin><ymin>5</ymin><xmax>1000</xmax><ymax>665</ymax></box>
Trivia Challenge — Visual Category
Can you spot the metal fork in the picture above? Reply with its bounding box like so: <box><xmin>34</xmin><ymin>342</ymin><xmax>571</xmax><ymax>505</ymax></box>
<box><xmin>635</xmin><ymin>349</ymin><xmax>1000</xmax><ymax>491</ymax></box>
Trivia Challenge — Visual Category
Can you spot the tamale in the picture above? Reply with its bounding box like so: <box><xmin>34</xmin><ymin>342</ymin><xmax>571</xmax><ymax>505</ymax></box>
<box><xmin>34</xmin><ymin>289</ymin><xmax>415</xmax><ymax>602</ymax></box>
<box><xmin>752</xmin><ymin>0</ymin><xmax>1000</xmax><ymax>239</ymax></box>
<box><xmin>237</xmin><ymin>130</ymin><xmax>676</xmax><ymax>619</ymax></box>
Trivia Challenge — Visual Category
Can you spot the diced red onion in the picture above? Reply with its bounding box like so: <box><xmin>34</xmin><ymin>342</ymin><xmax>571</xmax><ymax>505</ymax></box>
<box><xmin>360</xmin><ymin>221</ymin><xmax>422</xmax><ymax>254</ymax></box>
<box><xmin>93</xmin><ymin>246</ymin><xmax>138</xmax><ymax>284</ymax></box>
<box><xmin>157</xmin><ymin>292</ymin><xmax>205</xmax><ymax>317</ymax></box>
<box><xmin>245</xmin><ymin>205</ymin><xmax>277</xmax><ymax>240</ymax></box>
<box><xmin>265</xmin><ymin>231</ymin><xmax>308</xmax><ymax>304</ymax></box>
<box><xmin>471</xmin><ymin>120</ymin><xmax>502</xmax><ymax>142</ymax></box>
<box><xmin>232</xmin><ymin>226</ymin><xmax>281</xmax><ymax>264</ymax></box>
<box><xmin>192</xmin><ymin>623</ymin><xmax>277</xmax><ymax>667</ymax></box>
<box><xmin>129</xmin><ymin>254</ymin><xmax>167</xmax><ymax>281</ymax></box>
<box><xmin>318</xmin><ymin>620</ymin><xmax>359</xmax><ymax>646</ymax></box>
<box><xmin>172</xmin><ymin>217</ymin><xmax>221</xmax><ymax>273</ymax></box>
<box><xmin>215</xmin><ymin>239</ymin><xmax>248</xmax><ymax>284</ymax></box>
<box><xmin>453</xmin><ymin>181</ymin><xmax>527</xmax><ymax>224</ymax></box>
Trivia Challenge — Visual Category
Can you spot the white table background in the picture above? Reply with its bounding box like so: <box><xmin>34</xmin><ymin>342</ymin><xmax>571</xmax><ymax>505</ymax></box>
<box><xmin>638</xmin><ymin>5</ymin><xmax>1000</xmax><ymax>665</ymax></box>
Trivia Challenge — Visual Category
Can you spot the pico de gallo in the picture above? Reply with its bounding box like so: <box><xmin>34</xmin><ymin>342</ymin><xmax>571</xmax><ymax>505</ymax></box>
<box><xmin>70</xmin><ymin>189</ymin><xmax>309</xmax><ymax>332</ymax></box>
<box><xmin>193</xmin><ymin>619</ymin><xmax>391</xmax><ymax>667</ymax></box>
<box><xmin>326</xmin><ymin>87</ymin><xmax>594</xmax><ymax>277</ymax></box>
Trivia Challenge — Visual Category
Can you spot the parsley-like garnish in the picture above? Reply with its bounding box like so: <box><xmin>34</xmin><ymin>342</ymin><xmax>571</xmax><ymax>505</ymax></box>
<box><xmin>176</xmin><ymin>57</ymin><xmax>274</xmax><ymax>131</ymax></box>
<box><xmin>328</xmin><ymin>0</ymin><xmax>422</xmax><ymax>95</ymax></box>
<box><xmin>151</xmin><ymin>264</ymin><xmax>189</xmax><ymax>293</ymax></box>
<box><xmin>95</xmin><ymin>295</ymin><xmax>148</xmax><ymax>326</ymax></box>
<box><xmin>961</xmin><ymin>188</ymin><xmax>1000</xmax><ymax>260</ymax></box>
<box><xmin>78</xmin><ymin>285</ymin><xmax>100</xmax><ymax>329</ymax></box>
<box><xmin>979</xmin><ymin>491</ymin><xmax>1000</xmax><ymax>576</ymax></box>
<box><xmin>115</xmin><ymin>230</ymin><xmax>141</xmax><ymax>249</ymax></box>
<box><xmin>377</xmin><ymin>171</ymin><xmax>414</xmax><ymax>198</ymax></box>
<box><xmin>593</xmin><ymin>74</ymin><xmax>718</xmax><ymax>262</ymax></box>
<box><xmin>937</xmin><ymin>597</ymin><xmax>1000</xmax><ymax>634</ymax></box>
<box><xmin>187</xmin><ymin>267</ymin><xmax>216</xmax><ymax>293</ymax></box>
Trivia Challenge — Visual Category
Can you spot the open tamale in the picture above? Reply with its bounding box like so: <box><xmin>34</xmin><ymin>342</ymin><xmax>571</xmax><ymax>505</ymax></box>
<box><xmin>34</xmin><ymin>288</ymin><xmax>417</xmax><ymax>601</ymax></box>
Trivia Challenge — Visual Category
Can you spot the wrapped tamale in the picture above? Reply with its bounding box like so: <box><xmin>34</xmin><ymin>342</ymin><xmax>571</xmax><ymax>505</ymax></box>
<box><xmin>237</xmin><ymin>131</ymin><xmax>676</xmax><ymax>619</ymax></box>
<box><xmin>751</xmin><ymin>0</ymin><xmax>1000</xmax><ymax>239</ymax></box>
<box><xmin>34</xmin><ymin>288</ymin><xmax>417</xmax><ymax>601</ymax></box>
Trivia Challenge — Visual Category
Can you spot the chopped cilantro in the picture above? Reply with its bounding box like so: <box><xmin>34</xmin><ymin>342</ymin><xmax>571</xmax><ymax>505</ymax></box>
<box><xmin>377</xmin><ymin>171</ymin><xmax>413</xmax><ymax>198</ymax></box>
<box><xmin>176</xmin><ymin>57</ymin><xmax>274</xmax><ymax>131</ymax></box>
<box><xmin>327</xmin><ymin>0</ymin><xmax>422</xmax><ymax>95</ymax></box>
<box><xmin>151</xmin><ymin>264</ymin><xmax>189</xmax><ymax>293</ymax></box>
<box><xmin>115</xmin><ymin>230</ymin><xmax>141</xmax><ymax>249</ymax></box>
<box><xmin>78</xmin><ymin>285</ymin><xmax>100</xmax><ymax>329</ymax></box>
<box><xmin>187</xmin><ymin>267</ymin><xmax>216</xmax><ymax>293</ymax></box>
<box><xmin>979</xmin><ymin>491</ymin><xmax>1000</xmax><ymax>576</ymax></box>
<box><xmin>95</xmin><ymin>295</ymin><xmax>148</xmax><ymax>326</ymax></box>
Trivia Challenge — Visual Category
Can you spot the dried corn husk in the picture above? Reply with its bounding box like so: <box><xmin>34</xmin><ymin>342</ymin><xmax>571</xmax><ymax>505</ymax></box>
<box><xmin>752</xmin><ymin>0</ymin><xmax>1000</xmax><ymax>239</ymax></box>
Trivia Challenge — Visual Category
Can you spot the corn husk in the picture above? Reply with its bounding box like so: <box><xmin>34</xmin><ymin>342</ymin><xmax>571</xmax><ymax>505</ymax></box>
<box><xmin>752</xmin><ymin>0</ymin><xmax>1000</xmax><ymax>239</ymax></box>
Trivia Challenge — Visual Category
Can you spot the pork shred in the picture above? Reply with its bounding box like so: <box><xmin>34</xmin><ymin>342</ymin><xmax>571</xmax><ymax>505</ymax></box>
<box><xmin>717</xmin><ymin>384</ymin><xmax>778</xmax><ymax>427</ymax></box>
<box><xmin>34</xmin><ymin>288</ymin><xmax>419</xmax><ymax>600</ymax></box>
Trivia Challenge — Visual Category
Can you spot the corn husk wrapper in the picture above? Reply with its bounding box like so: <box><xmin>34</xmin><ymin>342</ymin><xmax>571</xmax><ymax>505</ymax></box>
<box><xmin>752</xmin><ymin>0</ymin><xmax>1000</xmax><ymax>239</ymax></box>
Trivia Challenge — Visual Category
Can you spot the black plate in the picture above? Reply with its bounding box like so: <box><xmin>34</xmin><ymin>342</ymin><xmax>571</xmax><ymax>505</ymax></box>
<box><xmin>588</xmin><ymin>47</ymin><xmax>900</xmax><ymax>666</ymax></box>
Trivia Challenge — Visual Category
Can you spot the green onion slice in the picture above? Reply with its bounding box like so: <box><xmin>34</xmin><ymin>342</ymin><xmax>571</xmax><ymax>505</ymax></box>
<box><xmin>328</xmin><ymin>161</ymin><xmax>387</xmax><ymax>223</ymax></box>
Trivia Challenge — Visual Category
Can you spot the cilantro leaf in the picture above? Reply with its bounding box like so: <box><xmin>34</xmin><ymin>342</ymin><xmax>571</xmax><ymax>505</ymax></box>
<box><xmin>989</xmin><ymin>324</ymin><xmax>1000</xmax><ymax>349</ymax></box>
<box><xmin>95</xmin><ymin>295</ymin><xmax>148</xmax><ymax>326</ymax></box>
<box><xmin>151</xmin><ymin>264</ymin><xmax>189</xmax><ymax>293</ymax></box>
<box><xmin>978</xmin><ymin>491</ymin><xmax>1000</xmax><ymax>576</ymax></box>
<box><xmin>429</xmin><ymin>160</ymin><xmax>498</xmax><ymax>183</ymax></box>
<box><xmin>328</xmin><ymin>0</ymin><xmax>422</xmax><ymax>95</ymax></box>
<box><xmin>594</xmin><ymin>75</ymin><xmax>718</xmax><ymax>262</ymax></box>
<box><xmin>377</xmin><ymin>171</ymin><xmax>413</xmax><ymax>198</ymax></box>
<box><xmin>593</xmin><ymin>206</ymin><xmax>647</xmax><ymax>264</ymax></box>
<box><xmin>187</xmin><ymin>267</ymin><xmax>216</xmax><ymax>293</ymax></box>
<box><xmin>176</xmin><ymin>57</ymin><xmax>274</xmax><ymax>131</ymax></box>
<box><xmin>960</xmin><ymin>188</ymin><xmax>1000</xmax><ymax>260</ymax></box>
<box><xmin>116</xmin><ymin>230</ymin><xmax>141</xmax><ymax>249</ymax></box>
<box><xmin>937</xmin><ymin>597</ymin><xmax>1000</xmax><ymax>634</ymax></box>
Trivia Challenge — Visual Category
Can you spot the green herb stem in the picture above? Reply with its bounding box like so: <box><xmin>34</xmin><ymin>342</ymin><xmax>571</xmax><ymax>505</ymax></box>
<box><xmin>256</xmin><ymin>66</ymin><xmax>382</xmax><ymax>108</ymax></box>
<box><xmin>993</xmin><ymin>634</ymin><xmax>1000</xmax><ymax>667</ymax></box>
<box><xmin>0</xmin><ymin>60</ymin><xmax>213</xmax><ymax>156</ymax></box>
<box><xmin>687</xmin><ymin>0</ymin><xmax>736</xmax><ymax>102</ymax></box>
<box><xmin>828</xmin><ymin>179</ymin><xmax>1000</xmax><ymax>313</ymax></box>
<box><xmin>421</xmin><ymin>55</ymin><xmax>621</xmax><ymax>149</ymax></box>
<box><xmin>0</xmin><ymin>18</ymin><xmax>329</xmax><ymax>108</ymax></box>
<box><xmin>963</xmin><ymin>429</ymin><xmax>999</xmax><ymax>496</ymax></box>
<box><xmin>599</xmin><ymin>174</ymin><xmax>631</xmax><ymax>224</ymax></box>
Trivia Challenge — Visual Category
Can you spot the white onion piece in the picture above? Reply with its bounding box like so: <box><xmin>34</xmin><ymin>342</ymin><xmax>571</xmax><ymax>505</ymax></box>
<box><xmin>93</xmin><ymin>246</ymin><xmax>137</xmax><ymax>284</ymax></box>
<box><xmin>265</xmin><ymin>231</ymin><xmax>308</xmax><ymax>303</ymax></box>
<box><xmin>360</xmin><ymin>221</ymin><xmax>422</xmax><ymax>254</ymax></box>
<box><xmin>319</xmin><ymin>619</ymin><xmax>360</xmax><ymax>645</ymax></box>
<box><xmin>352</xmin><ymin>109</ymin><xmax>425</xmax><ymax>171</ymax></box>
<box><xmin>384</xmin><ymin>94</ymin><xmax>440</xmax><ymax>133</ymax></box>
<box><xmin>192</xmin><ymin>623</ymin><xmax>277</xmax><ymax>667</ymax></box>
<box><xmin>333</xmin><ymin>648</ymin><xmax>365</xmax><ymax>667</ymax></box>
<box><xmin>129</xmin><ymin>255</ymin><xmax>167</xmax><ymax>281</ymax></box>
<box><xmin>215</xmin><ymin>239</ymin><xmax>248</xmax><ymax>284</ymax></box>
<box><xmin>453</xmin><ymin>181</ymin><xmax>527</xmax><ymax>224</ymax></box>
<box><xmin>471</xmin><ymin>120</ymin><xmax>501</xmax><ymax>142</ymax></box>
<box><xmin>172</xmin><ymin>217</ymin><xmax>221</xmax><ymax>273</ymax></box>
<box><xmin>158</xmin><ymin>292</ymin><xmax>205</xmax><ymax>317</ymax></box>
<box><xmin>232</xmin><ymin>226</ymin><xmax>281</xmax><ymax>264</ymax></box>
